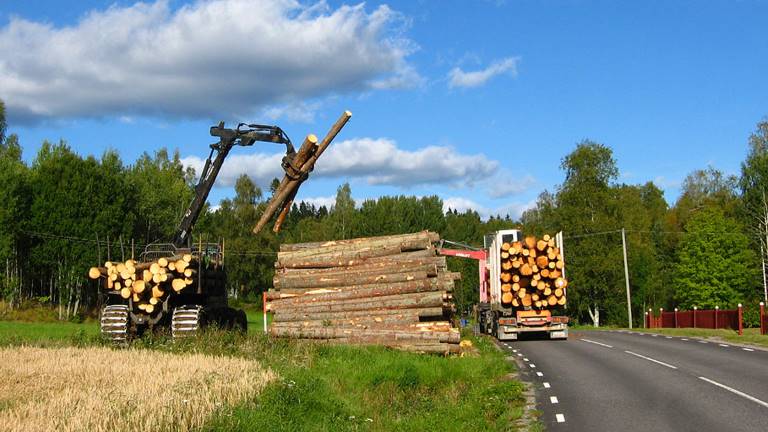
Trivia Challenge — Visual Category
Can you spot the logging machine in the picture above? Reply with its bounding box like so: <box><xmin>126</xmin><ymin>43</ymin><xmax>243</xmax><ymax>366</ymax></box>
<box><xmin>99</xmin><ymin>122</ymin><xmax>298</xmax><ymax>342</ymax></box>
<box><xmin>438</xmin><ymin>230</ymin><xmax>569</xmax><ymax>341</ymax></box>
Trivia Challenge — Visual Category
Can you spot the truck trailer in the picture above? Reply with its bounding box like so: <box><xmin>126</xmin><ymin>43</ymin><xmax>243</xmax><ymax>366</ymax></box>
<box><xmin>439</xmin><ymin>229</ymin><xmax>568</xmax><ymax>341</ymax></box>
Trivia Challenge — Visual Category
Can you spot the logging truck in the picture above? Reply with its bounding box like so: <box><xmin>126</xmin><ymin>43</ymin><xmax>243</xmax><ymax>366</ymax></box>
<box><xmin>95</xmin><ymin>122</ymin><xmax>298</xmax><ymax>342</ymax></box>
<box><xmin>438</xmin><ymin>229</ymin><xmax>568</xmax><ymax>341</ymax></box>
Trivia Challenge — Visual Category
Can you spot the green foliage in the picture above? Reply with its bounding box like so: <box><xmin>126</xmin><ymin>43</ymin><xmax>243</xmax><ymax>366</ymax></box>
<box><xmin>330</xmin><ymin>182</ymin><xmax>356</xmax><ymax>239</ymax></box>
<box><xmin>674</xmin><ymin>207</ymin><xmax>759</xmax><ymax>309</ymax></box>
<box><xmin>129</xmin><ymin>148</ymin><xmax>194</xmax><ymax>243</ymax></box>
<box><xmin>0</xmin><ymin>99</ymin><xmax>6</xmax><ymax>145</ymax></box>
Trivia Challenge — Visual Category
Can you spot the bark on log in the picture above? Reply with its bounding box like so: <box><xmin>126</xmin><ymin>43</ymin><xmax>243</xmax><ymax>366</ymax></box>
<box><xmin>266</xmin><ymin>278</ymin><xmax>446</xmax><ymax>304</ymax></box>
<box><xmin>269</xmin><ymin>326</ymin><xmax>461</xmax><ymax>343</ymax></box>
<box><xmin>273</xmin><ymin>306</ymin><xmax>446</xmax><ymax>322</ymax></box>
<box><xmin>274</xmin><ymin>264</ymin><xmax>439</xmax><ymax>289</ymax></box>
<box><xmin>277</xmin><ymin>256</ymin><xmax>447</xmax><ymax>277</ymax></box>
<box><xmin>254</xmin><ymin>111</ymin><xmax>352</xmax><ymax>234</ymax></box>
<box><xmin>269</xmin><ymin>291</ymin><xmax>446</xmax><ymax>315</ymax></box>
<box><xmin>280</xmin><ymin>231</ymin><xmax>437</xmax><ymax>252</ymax></box>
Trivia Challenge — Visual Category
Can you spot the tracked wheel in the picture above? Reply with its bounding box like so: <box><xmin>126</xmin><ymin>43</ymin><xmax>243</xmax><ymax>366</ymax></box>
<box><xmin>100</xmin><ymin>305</ymin><xmax>130</xmax><ymax>344</ymax></box>
<box><xmin>172</xmin><ymin>305</ymin><xmax>204</xmax><ymax>339</ymax></box>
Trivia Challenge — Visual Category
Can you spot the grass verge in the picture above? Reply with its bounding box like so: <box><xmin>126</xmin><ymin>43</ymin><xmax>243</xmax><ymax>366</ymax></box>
<box><xmin>0</xmin><ymin>320</ymin><xmax>97</xmax><ymax>344</ymax></box>
<box><xmin>0</xmin><ymin>319</ymin><xmax>528</xmax><ymax>431</ymax></box>
<box><xmin>628</xmin><ymin>327</ymin><xmax>768</xmax><ymax>348</ymax></box>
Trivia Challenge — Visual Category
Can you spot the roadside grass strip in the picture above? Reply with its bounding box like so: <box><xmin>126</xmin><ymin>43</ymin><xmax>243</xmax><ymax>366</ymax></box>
<box><xmin>0</xmin><ymin>346</ymin><xmax>275</xmax><ymax>432</ymax></box>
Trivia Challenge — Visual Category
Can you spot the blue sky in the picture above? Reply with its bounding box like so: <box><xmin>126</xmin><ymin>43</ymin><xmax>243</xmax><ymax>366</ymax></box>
<box><xmin>2</xmin><ymin>0</ymin><xmax>766</xmax><ymax>218</ymax></box>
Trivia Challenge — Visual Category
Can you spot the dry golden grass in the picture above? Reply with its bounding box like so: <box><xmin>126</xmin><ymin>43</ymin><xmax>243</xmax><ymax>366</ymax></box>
<box><xmin>0</xmin><ymin>346</ymin><xmax>276</xmax><ymax>432</ymax></box>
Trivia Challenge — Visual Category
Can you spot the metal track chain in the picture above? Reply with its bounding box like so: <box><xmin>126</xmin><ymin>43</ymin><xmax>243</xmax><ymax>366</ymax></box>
<box><xmin>172</xmin><ymin>305</ymin><xmax>203</xmax><ymax>339</ymax></box>
<box><xmin>100</xmin><ymin>305</ymin><xmax>130</xmax><ymax>343</ymax></box>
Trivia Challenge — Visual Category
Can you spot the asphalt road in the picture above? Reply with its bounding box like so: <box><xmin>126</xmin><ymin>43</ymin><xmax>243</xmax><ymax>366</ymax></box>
<box><xmin>499</xmin><ymin>329</ymin><xmax>768</xmax><ymax>431</ymax></box>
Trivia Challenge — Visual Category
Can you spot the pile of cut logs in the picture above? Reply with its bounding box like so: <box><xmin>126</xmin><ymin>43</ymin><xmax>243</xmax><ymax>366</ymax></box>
<box><xmin>266</xmin><ymin>231</ymin><xmax>461</xmax><ymax>354</ymax></box>
<box><xmin>500</xmin><ymin>234</ymin><xmax>567</xmax><ymax>309</ymax></box>
<box><xmin>88</xmin><ymin>255</ymin><xmax>196</xmax><ymax>313</ymax></box>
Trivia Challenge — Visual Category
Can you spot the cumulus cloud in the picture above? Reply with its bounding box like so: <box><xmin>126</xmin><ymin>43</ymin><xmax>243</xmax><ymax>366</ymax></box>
<box><xmin>0</xmin><ymin>0</ymin><xmax>419</xmax><ymax>123</ymax></box>
<box><xmin>298</xmin><ymin>195</ymin><xmax>337</xmax><ymax>209</ymax></box>
<box><xmin>443</xmin><ymin>196</ymin><xmax>536</xmax><ymax>220</ymax></box>
<box><xmin>317</xmin><ymin>137</ymin><xmax>498</xmax><ymax>187</ymax></box>
<box><xmin>181</xmin><ymin>136</ymin><xmax>498</xmax><ymax>189</ymax></box>
<box><xmin>448</xmin><ymin>57</ymin><xmax>519</xmax><ymax>89</ymax></box>
<box><xmin>487</xmin><ymin>173</ymin><xmax>535</xmax><ymax>198</ymax></box>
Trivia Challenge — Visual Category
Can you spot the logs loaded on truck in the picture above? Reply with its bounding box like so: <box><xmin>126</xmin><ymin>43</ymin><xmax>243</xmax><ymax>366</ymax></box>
<box><xmin>438</xmin><ymin>229</ymin><xmax>569</xmax><ymax>341</ymax></box>
<box><xmin>266</xmin><ymin>231</ymin><xmax>462</xmax><ymax>354</ymax></box>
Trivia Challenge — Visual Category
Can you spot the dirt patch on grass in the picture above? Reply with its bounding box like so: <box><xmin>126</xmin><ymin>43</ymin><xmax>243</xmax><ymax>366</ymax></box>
<box><xmin>0</xmin><ymin>346</ymin><xmax>275</xmax><ymax>432</ymax></box>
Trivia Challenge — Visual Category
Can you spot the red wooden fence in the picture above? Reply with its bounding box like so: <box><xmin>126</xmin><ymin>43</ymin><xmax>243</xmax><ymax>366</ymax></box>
<box><xmin>645</xmin><ymin>305</ymin><xmax>744</xmax><ymax>335</ymax></box>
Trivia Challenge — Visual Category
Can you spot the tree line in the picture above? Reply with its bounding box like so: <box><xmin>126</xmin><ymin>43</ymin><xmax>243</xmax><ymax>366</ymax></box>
<box><xmin>1</xmin><ymin>98</ymin><xmax>766</xmax><ymax>325</ymax></box>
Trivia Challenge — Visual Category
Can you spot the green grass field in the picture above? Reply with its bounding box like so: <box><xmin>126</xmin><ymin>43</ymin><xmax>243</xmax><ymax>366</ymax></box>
<box><xmin>0</xmin><ymin>320</ymin><xmax>98</xmax><ymax>344</ymax></box>
<box><xmin>0</xmin><ymin>311</ymin><xmax>529</xmax><ymax>431</ymax></box>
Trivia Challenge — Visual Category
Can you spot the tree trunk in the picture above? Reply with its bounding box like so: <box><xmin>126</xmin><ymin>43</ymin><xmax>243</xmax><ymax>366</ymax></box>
<box><xmin>588</xmin><ymin>304</ymin><xmax>600</xmax><ymax>327</ymax></box>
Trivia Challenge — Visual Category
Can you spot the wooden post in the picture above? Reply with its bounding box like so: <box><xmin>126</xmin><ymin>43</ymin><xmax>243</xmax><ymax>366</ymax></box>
<box><xmin>648</xmin><ymin>308</ymin><xmax>653</xmax><ymax>328</ymax></box>
<box><xmin>659</xmin><ymin>308</ymin><xmax>663</xmax><ymax>328</ymax></box>
<box><xmin>644</xmin><ymin>311</ymin><xmax>648</xmax><ymax>329</ymax></box>
<box><xmin>263</xmin><ymin>291</ymin><xmax>268</xmax><ymax>334</ymax></box>
<box><xmin>693</xmin><ymin>306</ymin><xmax>697</xmax><ymax>328</ymax></box>
<box><xmin>737</xmin><ymin>303</ymin><xmax>743</xmax><ymax>336</ymax></box>
<box><xmin>621</xmin><ymin>228</ymin><xmax>632</xmax><ymax>329</ymax></box>
<box><xmin>715</xmin><ymin>305</ymin><xmax>719</xmax><ymax>329</ymax></box>
<box><xmin>674</xmin><ymin>307</ymin><xmax>678</xmax><ymax>328</ymax></box>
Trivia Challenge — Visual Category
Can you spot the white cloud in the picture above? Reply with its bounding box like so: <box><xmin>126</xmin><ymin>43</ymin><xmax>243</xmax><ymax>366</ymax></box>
<box><xmin>298</xmin><ymin>195</ymin><xmax>337</xmax><ymax>209</ymax></box>
<box><xmin>443</xmin><ymin>196</ymin><xmax>536</xmax><ymax>220</ymax></box>
<box><xmin>0</xmin><ymin>0</ymin><xmax>419</xmax><ymax>123</ymax></box>
<box><xmin>317</xmin><ymin>137</ymin><xmax>498</xmax><ymax>187</ymax></box>
<box><xmin>487</xmin><ymin>173</ymin><xmax>536</xmax><ymax>198</ymax></box>
<box><xmin>182</xmin><ymin>136</ymin><xmax>499</xmax><ymax>189</ymax></box>
<box><xmin>448</xmin><ymin>57</ymin><xmax>519</xmax><ymax>89</ymax></box>
<box><xmin>261</xmin><ymin>100</ymin><xmax>321</xmax><ymax>124</ymax></box>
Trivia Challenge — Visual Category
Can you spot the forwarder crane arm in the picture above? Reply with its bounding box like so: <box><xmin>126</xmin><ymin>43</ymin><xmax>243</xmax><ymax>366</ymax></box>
<box><xmin>172</xmin><ymin>122</ymin><xmax>296</xmax><ymax>247</ymax></box>
<box><xmin>436</xmin><ymin>239</ymin><xmax>491</xmax><ymax>304</ymax></box>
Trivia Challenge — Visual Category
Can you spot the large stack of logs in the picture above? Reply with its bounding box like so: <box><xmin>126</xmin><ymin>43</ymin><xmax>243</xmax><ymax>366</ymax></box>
<box><xmin>88</xmin><ymin>255</ymin><xmax>197</xmax><ymax>313</ymax></box>
<box><xmin>266</xmin><ymin>231</ymin><xmax>461</xmax><ymax>354</ymax></box>
<box><xmin>500</xmin><ymin>234</ymin><xmax>567</xmax><ymax>309</ymax></box>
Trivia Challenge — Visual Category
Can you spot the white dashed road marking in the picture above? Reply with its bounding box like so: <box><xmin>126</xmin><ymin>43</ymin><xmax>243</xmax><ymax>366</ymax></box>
<box><xmin>743</xmin><ymin>348</ymin><xmax>755</xmax><ymax>352</ymax></box>
<box><xmin>698</xmin><ymin>377</ymin><xmax>768</xmax><ymax>409</ymax></box>
<box><xmin>543</xmin><ymin>382</ymin><xmax>551</xmax><ymax>388</ymax></box>
<box><xmin>719</xmin><ymin>344</ymin><xmax>729</xmax><ymax>347</ymax></box>
<box><xmin>556</xmin><ymin>414</ymin><xmax>565</xmax><ymax>423</ymax></box>
<box><xmin>550</xmin><ymin>396</ymin><xmax>559</xmax><ymax>404</ymax></box>
<box><xmin>699</xmin><ymin>341</ymin><xmax>708</xmax><ymax>344</ymax></box>
<box><xmin>682</xmin><ymin>338</ymin><xmax>689</xmax><ymax>341</ymax></box>
<box><xmin>529</xmin><ymin>364</ymin><xmax>536</xmax><ymax>368</ymax></box>
<box><xmin>581</xmin><ymin>338</ymin><xmax>613</xmax><ymax>348</ymax></box>
<box><xmin>536</xmin><ymin>372</ymin><xmax>544</xmax><ymax>377</ymax></box>
<box><xmin>523</xmin><ymin>358</ymin><xmax>529</xmax><ymax>361</ymax></box>
<box><xmin>665</xmin><ymin>336</ymin><xmax>672</xmax><ymax>339</ymax></box>
<box><xmin>624</xmin><ymin>351</ymin><xmax>678</xmax><ymax>369</ymax></box>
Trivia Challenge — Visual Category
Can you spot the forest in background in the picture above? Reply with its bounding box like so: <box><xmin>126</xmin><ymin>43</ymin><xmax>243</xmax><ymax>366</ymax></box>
<box><xmin>1</xmin><ymin>98</ymin><xmax>767</xmax><ymax>326</ymax></box>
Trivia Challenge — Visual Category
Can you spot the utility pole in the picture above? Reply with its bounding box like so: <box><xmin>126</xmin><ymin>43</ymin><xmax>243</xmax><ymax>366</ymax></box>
<box><xmin>762</xmin><ymin>245</ymin><xmax>767</xmax><ymax>303</ymax></box>
<box><xmin>621</xmin><ymin>228</ymin><xmax>632</xmax><ymax>328</ymax></box>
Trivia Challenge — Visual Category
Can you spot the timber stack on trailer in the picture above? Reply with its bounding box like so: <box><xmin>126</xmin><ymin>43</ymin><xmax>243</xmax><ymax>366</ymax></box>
<box><xmin>89</xmin><ymin>254</ymin><xmax>199</xmax><ymax>314</ymax></box>
<box><xmin>499</xmin><ymin>234</ymin><xmax>567</xmax><ymax>309</ymax></box>
<box><xmin>266</xmin><ymin>231</ymin><xmax>462</xmax><ymax>354</ymax></box>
